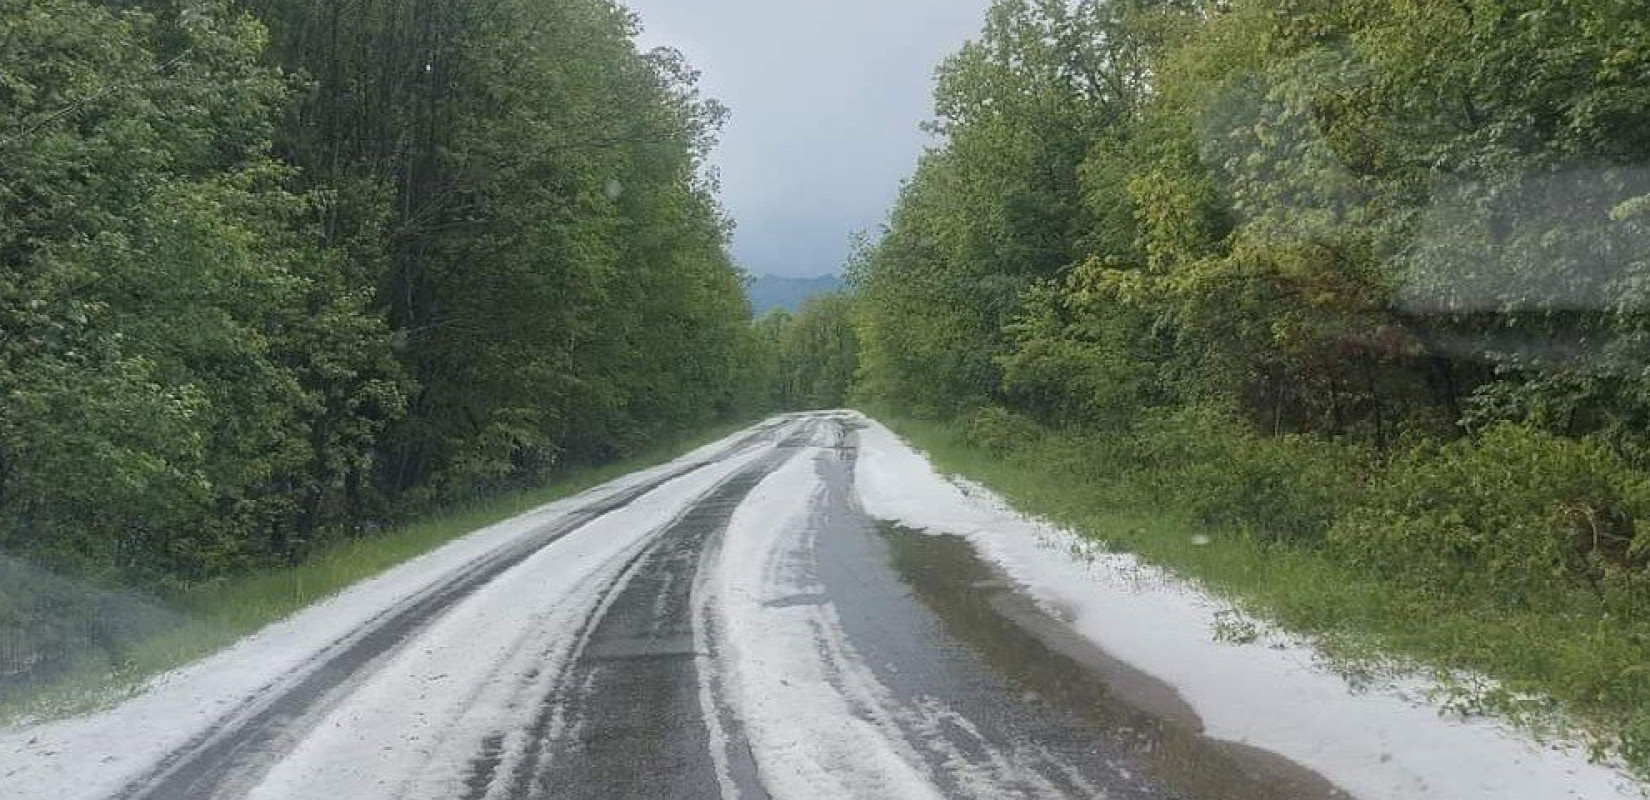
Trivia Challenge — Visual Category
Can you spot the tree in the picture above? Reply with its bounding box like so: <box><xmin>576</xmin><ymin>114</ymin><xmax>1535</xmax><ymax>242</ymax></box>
<box><xmin>0</xmin><ymin>0</ymin><xmax>761</xmax><ymax>587</ymax></box>
<box><xmin>854</xmin><ymin>0</ymin><xmax>1154</xmax><ymax>417</ymax></box>
<box><xmin>0</xmin><ymin>0</ymin><xmax>403</xmax><ymax>580</ymax></box>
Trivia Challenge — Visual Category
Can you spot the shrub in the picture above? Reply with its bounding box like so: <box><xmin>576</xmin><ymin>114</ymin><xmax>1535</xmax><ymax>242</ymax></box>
<box><xmin>1130</xmin><ymin>405</ymin><xmax>1365</xmax><ymax>545</ymax></box>
<box><xmin>961</xmin><ymin>406</ymin><xmax>1046</xmax><ymax>457</ymax></box>
<box><xmin>1329</xmin><ymin>423</ymin><xmax>1650</xmax><ymax>610</ymax></box>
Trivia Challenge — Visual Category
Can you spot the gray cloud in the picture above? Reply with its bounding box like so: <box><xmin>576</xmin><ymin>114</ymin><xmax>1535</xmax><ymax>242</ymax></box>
<box><xmin>627</xmin><ymin>0</ymin><xmax>991</xmax><ymax>278</ymax></box>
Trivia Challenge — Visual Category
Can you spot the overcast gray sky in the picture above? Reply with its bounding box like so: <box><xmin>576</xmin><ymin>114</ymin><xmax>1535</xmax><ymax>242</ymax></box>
<box><xmin>627</xmin><ymin>0</ymin><xmax>991</xmax><ymax>278</ymax></box>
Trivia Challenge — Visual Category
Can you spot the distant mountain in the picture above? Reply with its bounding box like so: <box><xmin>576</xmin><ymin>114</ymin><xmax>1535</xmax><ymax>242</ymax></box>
<box><xmin>746</xmin><ymin>273</ymin><xmax>844</xmax><ymax>316</ymax></box>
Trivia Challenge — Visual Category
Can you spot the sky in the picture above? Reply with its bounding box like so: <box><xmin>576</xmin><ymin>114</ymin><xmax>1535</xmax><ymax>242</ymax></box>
<box><xmin>626</xmin><ymin>0</ymin><xmax>992</xmax><ymax>279</ymax></box>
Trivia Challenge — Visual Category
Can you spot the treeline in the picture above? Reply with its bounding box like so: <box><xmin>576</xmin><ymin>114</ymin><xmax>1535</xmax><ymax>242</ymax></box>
<box><xmin>851</xmin><ymin>0</ymin><xmax>1650</xmax><ymax>760</ymax></box>
<box><xmin>752</xmin><ymin>293</ymin><xmax>858</xmax><ymax>411</ymax></box>
<box><xmin>0</xmin><ymin>0</ymin><xmax>768</xmax><ymax>588</ymax></box>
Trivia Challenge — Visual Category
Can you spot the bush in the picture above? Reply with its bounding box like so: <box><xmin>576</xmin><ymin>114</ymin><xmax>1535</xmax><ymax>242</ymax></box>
<box><xmin>1130</xmin><ymin>405</ymin><xmax>1365</xmax><ymax>545</ymax></box>
<box><xmin>961</xmin><ymin>406</ymin><xmax>1046</xmax><ymax>457</ymax></box>
<box><xmin>1329</xmin><ymin>423</ymin><xmax>1650</xmax><ymax>610</ymax></box>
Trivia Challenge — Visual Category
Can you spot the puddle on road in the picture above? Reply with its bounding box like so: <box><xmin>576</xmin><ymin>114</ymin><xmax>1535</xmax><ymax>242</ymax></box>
<box><xmin>880</xmin><ymin>524</ymin><xmax>1352</xmax><ymax>800</ymax></box>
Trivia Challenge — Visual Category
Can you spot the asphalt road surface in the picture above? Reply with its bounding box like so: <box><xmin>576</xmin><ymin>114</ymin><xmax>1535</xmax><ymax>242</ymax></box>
<box><xmin>8</xmin><ymin>412</ymin><xmax>1632</xmax><ymax>800</ymax></box>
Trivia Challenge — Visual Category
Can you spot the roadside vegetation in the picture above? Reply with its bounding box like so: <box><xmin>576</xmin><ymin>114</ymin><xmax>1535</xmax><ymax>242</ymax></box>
<box><xmin>0</xmin><ymin>0</ymin><xmax>797</xmax><ymax>704</ymax></box>
<box><xmin>844</xmin><ymin>0</ymin><xmax>1650</xmax><ymax>776</ymax></box>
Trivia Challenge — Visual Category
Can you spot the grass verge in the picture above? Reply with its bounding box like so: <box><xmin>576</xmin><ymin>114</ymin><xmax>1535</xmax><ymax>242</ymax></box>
<box><xmin>1</xmin><ymin>418</ymin><xmax>754</xmax><ymax>724</ymax></box>
<box><xmin>871</xmin><ymin>412</ymin><xmax>1650</xmax><ymax>778</ymax></box>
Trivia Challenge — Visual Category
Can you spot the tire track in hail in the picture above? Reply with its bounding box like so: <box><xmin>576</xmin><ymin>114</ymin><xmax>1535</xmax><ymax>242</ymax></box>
<box><xmin>470</xmin><ymin>422</ymin><xmax>817</xmax><ymax>800</ymax></box>
<box><xmin>112</xmin><ymin>420</ymin><xmax>792</xmax><ymax>800</ymax></box>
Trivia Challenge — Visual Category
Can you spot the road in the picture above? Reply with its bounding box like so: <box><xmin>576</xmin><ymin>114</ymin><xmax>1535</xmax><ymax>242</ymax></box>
<box><xmin>1</xmin><ymin>412</ymin><xmax>1640</xmax><ymax>800</ymax></box>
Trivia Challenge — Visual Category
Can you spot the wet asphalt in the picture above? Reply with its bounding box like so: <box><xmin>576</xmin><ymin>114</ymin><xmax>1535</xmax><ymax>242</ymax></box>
<box><xmin>112</xmin><ymin>414</ymin><xmax>1350</xmax><ymax>799</ymax></box>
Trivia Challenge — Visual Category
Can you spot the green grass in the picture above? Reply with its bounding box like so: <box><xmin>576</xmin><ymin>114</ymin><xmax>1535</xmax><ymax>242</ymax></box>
<box><xmin>872</xmin><ymin>412</ymin><xmax>1650</xmax><ymax>778</ymax></box>
<box><xmin>1</xmin><ymin>419</ymin><xmax>754</xmax><ymax>723</ymax></box>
